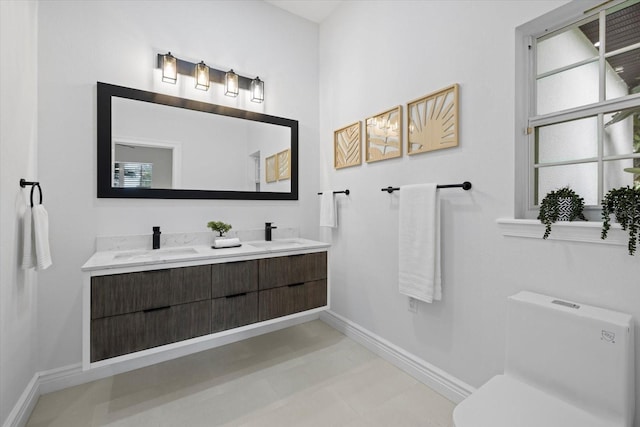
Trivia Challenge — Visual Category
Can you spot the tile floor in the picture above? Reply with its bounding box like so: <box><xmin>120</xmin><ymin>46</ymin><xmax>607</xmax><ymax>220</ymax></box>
<box><xmin>26</xmin><ymin>320</ymin><xmax>455</xmax><ymax>426</ymax></box>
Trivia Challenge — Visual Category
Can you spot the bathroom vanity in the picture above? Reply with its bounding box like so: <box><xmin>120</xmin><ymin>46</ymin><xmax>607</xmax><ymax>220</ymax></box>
<box><xmin>82</xmin><ymin>238</ymin><xmax>329</xmax><ymax>370</ymax></box>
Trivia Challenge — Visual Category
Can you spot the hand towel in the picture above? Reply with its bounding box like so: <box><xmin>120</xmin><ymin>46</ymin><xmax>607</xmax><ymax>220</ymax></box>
<box><xmin>320</xmin><ymin>191</ymin><xmax>337</xmax><ymax>228</ymax></box>
<box><xmin>213</xmin><ymin>237</ymin><xmax>241</xmax><ymax>248</ymax></box>
<box><xmin>398</xmin><ymin>183</ymin><xmax>441</xmax><ymax>303</ymax></box>
<box><xmin>32</xmin><ymin>205</ymin><xmax>52</xmax><ymax>270</ymax></box>
<box><xmin>21</xmin><ymin>208</ymin><xmax>36</xmax><ymax>269</ymax></box>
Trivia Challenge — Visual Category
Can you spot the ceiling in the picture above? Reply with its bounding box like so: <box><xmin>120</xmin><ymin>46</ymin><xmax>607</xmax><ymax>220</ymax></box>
<box><xmin>264</xmin><ymin>0</ymin><xmax>343</xmax><ymax>23</ymax></box>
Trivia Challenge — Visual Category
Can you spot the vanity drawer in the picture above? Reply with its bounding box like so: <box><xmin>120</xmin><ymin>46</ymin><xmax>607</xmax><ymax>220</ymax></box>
<box><xmin>211</xmin><ymin>291</ymin><xmax>258</xmax><ymax>333</ymax></box>
<box><xmin>211</xmin><ymin>260</ymin><xmax>258</xmax><ymax>298</ymax></box>
<box><xmin>258</xmin><ymin>279</ymin><xmax>327</xmax><ymax>321</ymax></box>
<box><xmin>90</xmin><ymin>300</ymin><xmax>210</xmax><ymax>362</ymax></box>
<box><xmin>91</xmin><ymin>265</ymin><xmax>211</xmax><ymax>319</ymax></box>
<box><xmin>91</xmin><ymin>269</ymin><xmax>172</xmax><ymax>319</ymax></box>
<box><xmin>173</xmin><ymin>265</ymin><xmax>211</xmax><ymax>305</ymax></box>
<box><xmin>259</xmin><ymin>252</ymin><xmax>327</xmax><ymax>290</ymax></box>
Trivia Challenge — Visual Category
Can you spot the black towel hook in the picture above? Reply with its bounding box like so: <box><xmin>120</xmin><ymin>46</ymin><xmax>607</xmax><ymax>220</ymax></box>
<box><xmin>20</xmin><ymin>179</ymin><xmax>43</xmax><ymax>207</ymax></box>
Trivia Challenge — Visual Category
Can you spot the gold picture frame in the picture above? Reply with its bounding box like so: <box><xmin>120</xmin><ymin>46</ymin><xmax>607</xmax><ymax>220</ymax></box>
<box><xmin>334</xmin><ymin>121</ymin><xmax>362</xmax><ymax>169</ymax></box>
<box><xmin>407</xmin><ymin>84</ymin><xmax>459</xmax><ymax>155</ymax></box>
<box><xmin>277</xmin><ymin>148</ymin><xmax>291</xmax><ymax>180</ymax></box>
<box><xmin>265</xmin><ymin>154</ymin><xmax>277</xmax><ymax>183</ymax></box>
<box><xmin>365</xmin><ymin>106</ymin><xmax>402</xmax><ymax>162</ymax></box>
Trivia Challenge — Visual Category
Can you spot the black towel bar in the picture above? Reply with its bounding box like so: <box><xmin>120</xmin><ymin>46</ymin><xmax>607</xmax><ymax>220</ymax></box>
<box><xmin>381</xmin><ymin>181</ymin><xmax>472</xmax><ymax>193</ymax></box>
<box><xmin>317</xmin><ymin>189</ymin><xmax>350</xmax><ymax>195</ymax></box>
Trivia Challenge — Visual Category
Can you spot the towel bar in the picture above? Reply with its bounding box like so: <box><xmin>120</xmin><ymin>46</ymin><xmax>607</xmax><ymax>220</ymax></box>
<box><xmin>317</xmin><ymin>189</ymin><xmax>350</xmax><ymax>195</ymax></box>
<box><xmin>381</xmin><ymin>181</ymin><xmax>472</xmax><ymax>193</ymax></box>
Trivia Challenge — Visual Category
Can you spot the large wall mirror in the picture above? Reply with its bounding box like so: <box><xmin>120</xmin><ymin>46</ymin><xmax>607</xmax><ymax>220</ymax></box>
<box><xmin>97</xmin><ymin>82</ymin><xmax>298</xmax><ymax>200</ymax></box>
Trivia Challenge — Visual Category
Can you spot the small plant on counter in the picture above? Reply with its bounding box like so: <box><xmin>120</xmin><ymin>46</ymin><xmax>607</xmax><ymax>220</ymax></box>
<box><xmin>538</xmin><ymin>186</ymin><xmax>587</xmax><ymax>239</ymax></box>
<box><xmin>601</xmin><ymin>186</ymin><xmax>640</xmax><ymax>255</ymax></box>
<box><xmin>207</xmin><ymin>221</ymin><xmax>232</xmax><ymax>237</ymax></box>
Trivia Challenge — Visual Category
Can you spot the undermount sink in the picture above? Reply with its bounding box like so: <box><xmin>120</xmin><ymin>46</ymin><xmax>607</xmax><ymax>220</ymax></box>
<box><xmin>247</xmin><ymin>238</ymin><xmax>305</xmax><ymax>249</ymax></box>
<box><xmin>113</xmin><ymin>247</ymin><xmax>198</xmax><ymax>260</ymax></box>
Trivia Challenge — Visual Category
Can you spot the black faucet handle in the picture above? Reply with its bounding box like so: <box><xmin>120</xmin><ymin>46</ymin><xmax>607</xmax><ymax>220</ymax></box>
<box><xmin>153</xmin><ymin>226</ymin><xmax>161</xmax><ymax>233</ymax></box>
<box><xmin>265</xmin><ymin>222</ymin><xmax>277</xmax><ymax>229</ymax></box>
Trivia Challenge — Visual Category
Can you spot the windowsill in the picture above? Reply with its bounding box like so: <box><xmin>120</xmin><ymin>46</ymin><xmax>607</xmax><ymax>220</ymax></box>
<box><xmin>496</xmin><ymin>218</ymin><xmax>627</xmax><ymax>246</ymax></box>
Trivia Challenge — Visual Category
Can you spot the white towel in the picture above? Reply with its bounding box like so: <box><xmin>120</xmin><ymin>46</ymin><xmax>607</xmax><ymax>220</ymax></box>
<box><xmin>213</xmin><ymin>237</ymin><xmax>241</xmax><ymax>248</ymax></box>
<box><xmin>319</xmin><ymin>191</ymin><xmax>337</xmax><ymax>228</ymax></box>
<box><xmin>398</xmin><ymin>184</ymin><xmax>441</xmax><ymax>303</ymax></box>
<box><xmin>32</xmin><ymin>205</ymin><xmax>52</xmax><ymax>270</ymax></box>
<box><xmin>21</xmin><ymin>208</ymin><xmax>36</xmax><ymax>269</ymax></box>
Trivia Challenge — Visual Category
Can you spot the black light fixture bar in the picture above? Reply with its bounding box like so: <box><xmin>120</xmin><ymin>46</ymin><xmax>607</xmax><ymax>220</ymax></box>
<box><xmin>156</xmin><ymin>54</ymin><xmax>254</xmax><ymax>90</ymax></box>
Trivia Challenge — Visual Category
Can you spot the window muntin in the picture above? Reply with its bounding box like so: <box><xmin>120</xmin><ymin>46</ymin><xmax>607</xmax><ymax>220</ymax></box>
<box><xmin>527</xmin><ymin>0</ymin><xmax>640</xmax><ymax>215</ymax></box>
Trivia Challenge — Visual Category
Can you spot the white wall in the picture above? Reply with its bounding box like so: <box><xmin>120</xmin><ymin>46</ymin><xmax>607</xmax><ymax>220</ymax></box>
<box><xmin>319</xmin><ymin>1</ymin><xmax>640</xmax><ymax>426</ymax></box>
<box><xmin>36</xmin><ymin>0</ymin><xmax>319</xmax><ymax>371</ymax></box>
<box><xmin>0</xmin><ymin>0</ymin><xmax>39</xmax><ymax>424</ymax></box>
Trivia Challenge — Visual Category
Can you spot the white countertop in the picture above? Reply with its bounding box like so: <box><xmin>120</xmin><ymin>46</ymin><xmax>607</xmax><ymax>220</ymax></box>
<box><xmin>82</xmin><ymin>238</ymin><xmax>330</xmax><ymax>272</ymax></box>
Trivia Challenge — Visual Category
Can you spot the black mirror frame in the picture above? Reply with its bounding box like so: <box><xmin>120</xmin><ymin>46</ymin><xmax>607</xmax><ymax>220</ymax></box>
<box><xmin>97</xmin><ymin>82</ymin><xmax>298</xmax><ymax>200</ymax></box>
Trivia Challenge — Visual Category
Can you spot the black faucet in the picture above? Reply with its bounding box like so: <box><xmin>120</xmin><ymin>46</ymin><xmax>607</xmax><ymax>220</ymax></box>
<box><xmin>152</xmin><ymin>226</ymin><xmax>161</xmax><ymax>249</ymax></box>
<box><xmin>265</xmin><ymin>222</ymin><xmax>277</xmax><ymax>241</ymax></box>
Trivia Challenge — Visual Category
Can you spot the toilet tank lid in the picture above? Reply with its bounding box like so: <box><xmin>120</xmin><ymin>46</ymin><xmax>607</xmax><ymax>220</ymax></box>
<box><xmin>509</xmin><ymin>291</ymin><xmax>632</xmax><ymax>328</ymax></box>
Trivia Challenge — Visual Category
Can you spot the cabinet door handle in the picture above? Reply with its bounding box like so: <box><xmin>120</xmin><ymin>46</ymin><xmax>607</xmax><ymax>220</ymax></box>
<box><xmin>287</xmin><ymin>282</ymin><xmax>305</xmax><ymax>288</ymax></box>
<box><xmin>225</xmin><ymin>292</ymin><xmax>247</xmax><ymax>299</ymax></box>
<box><xmin>143</xmin><ymin>305</ymin><xmax>171</xmax><ymax>313</ymax></box>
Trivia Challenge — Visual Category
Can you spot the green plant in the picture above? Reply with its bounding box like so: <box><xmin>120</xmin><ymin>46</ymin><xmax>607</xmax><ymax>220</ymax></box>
<box><xmin>538</xmin><ymin>186</ymin><xmax>587</xmax><ymax>239</ymax></box>
<box><xmin>601</xmin><ymin>186</ymin><xmax>640</xmax><ymax>255</ymax></box>
<box><xmin>207</xmin><ymin>221</ymin><xmax>232</xmax><ymax>237</ymax></box>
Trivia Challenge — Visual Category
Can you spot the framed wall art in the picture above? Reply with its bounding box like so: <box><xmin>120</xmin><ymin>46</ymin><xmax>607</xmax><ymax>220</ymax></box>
<box><xmin>365</xmin><ymin>106</ymin><xmax>402</xmax><ymax>162</ymax></box>
<box><xmin>334</xmin><ymin>121</ymin><xmax>362</xmax><ymax>169</ymax></box>
<box><xmin>265</xmin><ymin>154</ymin><xmax>277</xmax><ymax>183</ymax></box>
<box><xmin>407</xmin><ymin>84</ymin><xmax>459</xmax><ymax>155</ymax></box>
<box><xmin>277</xmin><ymin>148</ymin><xmax>291</xmax><ymax>180</ymax></box>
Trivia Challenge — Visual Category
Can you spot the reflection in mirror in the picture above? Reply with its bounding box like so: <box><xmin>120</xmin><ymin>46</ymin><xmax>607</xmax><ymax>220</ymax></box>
<box><xmin>97</xmin><ymin>82</ymin><xmax>298</xmax><ymax>200</ymax></box>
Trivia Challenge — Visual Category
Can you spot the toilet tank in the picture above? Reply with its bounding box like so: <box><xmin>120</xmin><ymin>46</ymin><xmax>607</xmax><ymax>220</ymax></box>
<box><xmin>505</xmin><ymin>291</ymin><xmax>635</xmax><ymax>427</ymax></box>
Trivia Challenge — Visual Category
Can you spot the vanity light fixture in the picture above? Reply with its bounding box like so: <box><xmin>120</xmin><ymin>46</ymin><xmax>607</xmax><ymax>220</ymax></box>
<box><xmin>250</xmin><ymin>76</ymin><xmax>264</xmax><ymax>103</ymax></box>
<box><xmin>161</xmin><ymin>52</ymin><xmax>177</xmax><ymax>84</ymax></box>
<box><xmin>225</xmin><ymin>69</ymin><xmax>239</xmax><ymax>97</ymax></box>
<box><xmin>195</xmin><ymin>61</ymin><xmax>210</xmax><ymax>90</ymax></box>
<box><xmin>156</xmin><ymin>53</ymin><xmax>264</xmax><ymax>101</ymax></box>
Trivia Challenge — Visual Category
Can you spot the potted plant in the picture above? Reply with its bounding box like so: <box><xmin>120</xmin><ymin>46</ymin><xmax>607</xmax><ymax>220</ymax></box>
<box><xmin>538</xmin><ymin>186</ymin><xmax>587</xmax><ymax>239</ymax></box>
<box><xmin>601</xmin><ymin>186</ymin><xmax>640</xmax><ymax>255</ymax></box>
<box><xmin>207</xmin><ymin>221</ymin><xmax>232</xmax><ymax>237</ymax></box>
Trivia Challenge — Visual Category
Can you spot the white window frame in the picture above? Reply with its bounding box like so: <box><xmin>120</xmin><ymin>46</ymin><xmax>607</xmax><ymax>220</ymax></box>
<box><xmin>515</xmin><ymin>0</ymin><xmax>640</xmax><ymax>219</ymax></box>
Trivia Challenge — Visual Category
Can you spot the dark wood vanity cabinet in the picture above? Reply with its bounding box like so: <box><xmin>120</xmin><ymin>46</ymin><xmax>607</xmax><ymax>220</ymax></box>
<box><xmin>90</xmin><ymin>252</ymin><xmax>326</xmax><ymax>363</ymax></box>
<box><xmin>258</xmin><ymin>252</ymin><xmax>327</xmax><ymax>321</ymax></box>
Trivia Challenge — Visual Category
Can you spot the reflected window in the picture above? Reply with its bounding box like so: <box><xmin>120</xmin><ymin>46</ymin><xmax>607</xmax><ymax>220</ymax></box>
<box><xmin>113</xmin><ymin>162</ymin><xmax>153</xmax><ymax>188</ymax></box>
<box><xmin>519</xmin><ymin>0</ymin><xmax>640</xmax><ymax>218</ymax></box>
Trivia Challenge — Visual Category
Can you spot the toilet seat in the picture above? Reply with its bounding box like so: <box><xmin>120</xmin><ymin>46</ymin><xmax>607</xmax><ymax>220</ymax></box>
<box><xmin>452</xmin><ymin>375</ymin><xmax>619</xmax><ymax>427</ymax></box>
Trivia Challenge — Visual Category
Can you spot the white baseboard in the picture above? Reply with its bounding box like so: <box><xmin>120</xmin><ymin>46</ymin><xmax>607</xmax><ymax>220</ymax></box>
<box><xmin>4</xmin><ymin>312</ymin><xmax>318</xmax><ymax>427</ymax></box>
<box><xmin>2</xmin><ymin>373</ymin><xmax>39</xmax><ymax>427</ymax></box>
<box><xmin>320</xmin><ymin>310</ymin><xmax>475</xmax><ymax>404</ymax></box>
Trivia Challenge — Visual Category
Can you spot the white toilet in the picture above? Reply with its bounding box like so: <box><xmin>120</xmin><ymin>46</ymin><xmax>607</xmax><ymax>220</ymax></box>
<box><xmin>453</xmin><ymin>291</ymin><xmax>635</xmax><ymax>427</ymax></box>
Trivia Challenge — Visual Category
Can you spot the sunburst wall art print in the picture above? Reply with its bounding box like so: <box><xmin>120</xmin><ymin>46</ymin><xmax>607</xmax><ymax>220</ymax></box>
<box><xmin>407</xmin><ymin>84</ymin><xmax>459</xmax><ymax>155</ymax></box>
<box><xmin>365</xmin><ymin>106</ymin><xmax>402</xmax><ymax>162</ymax></box>
<box><xmin>334</xmin><ymin>121</ymin><xmax>362</xmax><ymax>169</ymax></box>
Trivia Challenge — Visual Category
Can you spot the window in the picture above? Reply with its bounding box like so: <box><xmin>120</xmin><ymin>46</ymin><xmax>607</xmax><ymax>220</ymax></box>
<box><xmin>516</xmin><ymin>0</ymin><xmax>640</xmax><ymax>219</ymax></box>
